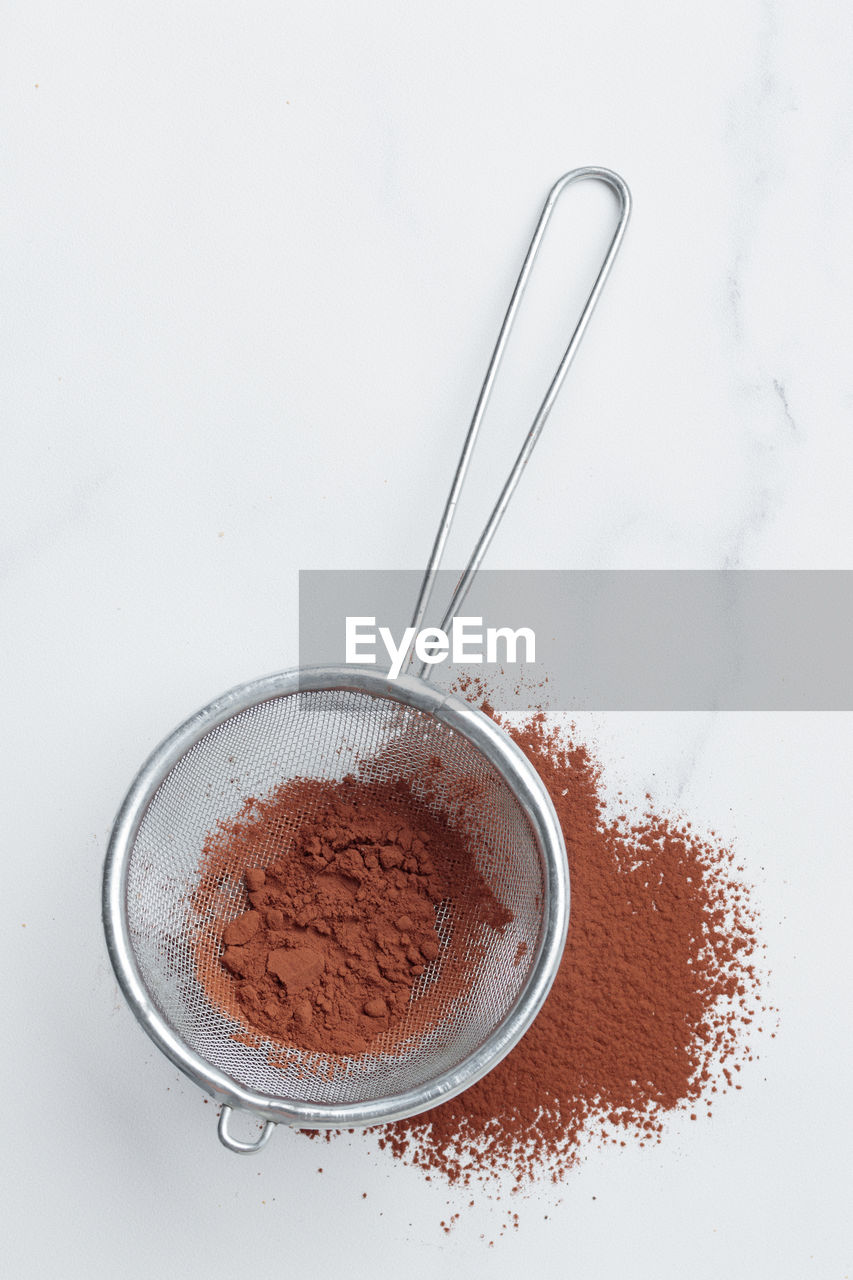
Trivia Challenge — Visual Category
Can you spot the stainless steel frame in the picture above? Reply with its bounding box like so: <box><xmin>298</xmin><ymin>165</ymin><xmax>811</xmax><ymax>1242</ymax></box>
<box><xmin>102</xmin><ymin>167</ymin><xmax>629</xmax><ymax>1152</ymax></box>
<box><xmin>103</xmin><ymin>667</ymin><xmax>569</xmax><ymax>1151</ymax></box>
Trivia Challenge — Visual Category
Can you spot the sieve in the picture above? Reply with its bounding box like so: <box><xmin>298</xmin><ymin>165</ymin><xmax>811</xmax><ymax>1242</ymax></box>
<box><xmin>103</xmin><ymin>167</ymin><xmax>630</xmax><ymax>1153</ymax></box>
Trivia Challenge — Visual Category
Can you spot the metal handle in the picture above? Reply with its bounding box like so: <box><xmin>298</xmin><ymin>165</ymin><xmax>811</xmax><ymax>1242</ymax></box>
<box><xmin>408</xmin><ymin>166</ymin><xmax>631</xmax><ymax>677</ymax></box>
<box><xmin>217</xmin><ymin>1104</ymin><xmax>277</xmax><ymax>1154</ymax></box>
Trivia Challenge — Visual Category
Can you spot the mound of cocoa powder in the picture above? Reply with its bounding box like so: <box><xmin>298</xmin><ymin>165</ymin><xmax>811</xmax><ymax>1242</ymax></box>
<box><xmin>369</xmin><ymin>707</ymin><xmax>770</xmax><ymax>1189</ymax></box>
<box><xmin>193</xmin><ymin>775</ymin><xmax>512</xmax><ymax>1055</ymax></box>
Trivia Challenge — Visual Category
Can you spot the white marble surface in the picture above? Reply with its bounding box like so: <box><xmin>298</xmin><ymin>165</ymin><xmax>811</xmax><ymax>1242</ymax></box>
<box><xmin>2</xmin><ymin>3</ymin><xmax>852</xmax><ymax>1277</ymax></box>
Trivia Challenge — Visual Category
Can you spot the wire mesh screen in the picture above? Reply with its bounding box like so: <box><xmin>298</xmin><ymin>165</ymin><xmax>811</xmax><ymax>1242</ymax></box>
<box><xmin>125</xmin><ymin>688</ymin><xmax>545</xmax><ymax>1109</ymax></box>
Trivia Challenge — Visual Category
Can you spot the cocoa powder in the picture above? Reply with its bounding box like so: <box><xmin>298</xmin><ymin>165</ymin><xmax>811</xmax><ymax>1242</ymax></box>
<box><xmin>370</xmin><ymin>709</ymin><xmax>769</xmax><ymax>1187</ymax></box>
<box><xmin>193</xmin><ymin>774</ymin><xmax>512</xmax><ymax>1055</ymax></box>
<box><xmin>295</xmin><ymin>697</ymin><xmax>769</xmax><ymax>1202</ymax></box>
<box><xmin>193</xmin><ymin>693</ymin><xmax>769</xmax><ymax>1200</ymax></box>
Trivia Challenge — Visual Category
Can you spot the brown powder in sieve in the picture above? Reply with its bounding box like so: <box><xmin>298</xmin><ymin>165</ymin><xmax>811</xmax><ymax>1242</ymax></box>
<box><xmin>192</xmin><ymin>773</ymin><xmax>512</xmax><ymax>1056</ymax></box>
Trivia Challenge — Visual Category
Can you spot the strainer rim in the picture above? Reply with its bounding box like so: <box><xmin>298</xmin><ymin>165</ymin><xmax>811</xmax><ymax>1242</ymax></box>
<box><xmin>103</xmin><ymin>665</ymin><xmax>569</xmax><ymax>1130</ymax></box>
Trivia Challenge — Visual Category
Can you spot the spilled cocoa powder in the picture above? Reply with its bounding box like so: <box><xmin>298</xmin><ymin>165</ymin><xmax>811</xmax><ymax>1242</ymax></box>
<box><xmin>308</xmin><ymin>703</ymin><xmax>770</xmax><ymax>1191</ymax></box>
<box><xmin>193</xmin><ymin>774</ymin><xmax>512</xmax><ymax>1055</ymax></box>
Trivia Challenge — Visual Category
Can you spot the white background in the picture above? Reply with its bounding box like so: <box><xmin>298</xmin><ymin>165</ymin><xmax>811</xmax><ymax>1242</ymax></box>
<box><xmin>2</xmin><ymin>2</ymin><xmax>852</xmax><ymax>1276</ymax></box>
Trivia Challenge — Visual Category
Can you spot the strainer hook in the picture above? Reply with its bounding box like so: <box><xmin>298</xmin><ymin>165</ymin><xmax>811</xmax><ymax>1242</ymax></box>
<box><xmin>218</xmin><ymin>1105</ymin><xmax>277</xmax><ymax>1154</ymax></box>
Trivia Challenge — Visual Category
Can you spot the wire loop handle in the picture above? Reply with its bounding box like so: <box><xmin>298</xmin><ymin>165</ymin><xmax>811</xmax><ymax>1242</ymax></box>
<box><xmin>408</xmin><ymin>166</ymin><xmax>631</xmax><ymax>677</ymax></box>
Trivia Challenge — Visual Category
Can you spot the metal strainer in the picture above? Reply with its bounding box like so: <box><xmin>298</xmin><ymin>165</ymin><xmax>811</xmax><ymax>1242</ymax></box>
<box><xmin>103</xmin><ymin>167</ymin><xmax>630</xmax><ymax>1153</ymax></box>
